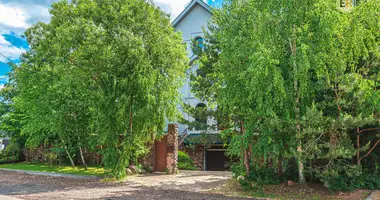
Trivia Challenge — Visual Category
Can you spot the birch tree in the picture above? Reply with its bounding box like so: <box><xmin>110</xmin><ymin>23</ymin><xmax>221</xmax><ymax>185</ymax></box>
<box><xmin>14</xmin><ymin>0</ymin><xmax>188</xmax><ymax>179</ymax></box>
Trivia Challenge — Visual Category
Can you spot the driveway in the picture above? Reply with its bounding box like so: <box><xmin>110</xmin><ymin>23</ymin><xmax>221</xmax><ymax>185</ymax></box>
<box><xmin>0</xmin><ymin>170</ymin><xmax>252</xmax><ymax>200</ymax></box>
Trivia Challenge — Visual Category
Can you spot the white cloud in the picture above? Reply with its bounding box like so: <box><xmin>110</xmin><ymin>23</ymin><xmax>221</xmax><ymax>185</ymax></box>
<box><xmin>0</xmin><ymin>46</ymin><xmax>25</xmax><ymax>62</ymax></box>
<box><xmin>0</xmin><ymin>1</ymin><xmax>52</xmax><ymax>35</ymax></box>
<box><xmin>0</xmin><ymin>35</ymin><xmax>10</xmax><ymax>46</ymax></box>
<box><xmin>0</xmin><ymin>35</ymin><xmax>26</xmax><ymax>62</ymax></box>
<box><xmin>153</xmin><ymin>0</ymin><xmax>191</xmax><ymax>19</ymax></box>
<box><xmin>0</xmin><ymin>75</ymin><xmax>8</xmax><ymax>81</ymax></box>
<box><xmin>0</xmin><ymin>4</ymin><xmax>29</xmax><ymax>29</ymax></box>
<box><xmin>0</xmin><ymin>76</ymin><xmax>9</xmax><ymax>87</ymax></box>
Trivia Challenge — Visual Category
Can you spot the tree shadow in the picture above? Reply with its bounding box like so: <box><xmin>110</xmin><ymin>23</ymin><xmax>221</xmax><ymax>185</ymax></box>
<box><xmin>0</xmin><ymin>170</ymin><xmax>249</xmax><ymax>200</ymax></box>
<box><xmin>92</xmin><ymin>187</ymin><xmax>257</xmax><ymax>200</ymax></box>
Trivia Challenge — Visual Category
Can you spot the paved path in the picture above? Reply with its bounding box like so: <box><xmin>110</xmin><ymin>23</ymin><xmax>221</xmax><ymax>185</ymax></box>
<box><xmin>0</xmin><ymin>170</ymin><xmax>252</xmax><ymax>200</ymax></box>
<box><xmin>0</xmin><ymin>195</ymin><xmax>22</xmax><ymax>200</ymax></box>
<box><xmin>366</xmin><ymin>190</ymin><xmax>380</xmax><ymax>200</ymax></box>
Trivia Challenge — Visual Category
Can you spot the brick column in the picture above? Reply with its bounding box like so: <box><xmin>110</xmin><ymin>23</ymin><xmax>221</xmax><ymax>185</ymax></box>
<box><xmin>166</xmin><ymin>124</ymin><xmax>178</xmax><ymax>174</ymax></box>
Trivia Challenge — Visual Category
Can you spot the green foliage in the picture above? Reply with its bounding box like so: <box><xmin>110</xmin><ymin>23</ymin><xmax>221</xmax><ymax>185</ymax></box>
<box><xmin>0</xmin><ymin>151</ymin><xmax>5</xmax><ymax>163</ymax></box>
<box><xmin>3</xmin><ymin>142</ymin><xmax>21</xmax><ymax>162</ymax></box>
<box><xmin>361</xmin><ymin>172</ymin><xmax>380</xmax><ymax>190</ymax></box>
<box><xmin>0</xmin><ymin>81</ymin><xmax>27</xmax><ymax>154</ymax></box>
<box><xmin>178</xmin><ymin>151</ymin><xmax>196</xmax><ymax>170</ymax></box>
<box><xmin>318</xmin><ymin>165</ymin><xmax>380</xmax><ymax>191</ymax></box>
<box><xmin>192</xmin><ymin>0</ymin><xmax>380</xmax><ymax>191</ymax></box>
<box><xmin>248</xmin><ymin>168</ymin><xmax>284</xmax><ymax>185</ymax></box>
<box><xmin>43</xmin><ymin>151</ymin><xmax>58</xmax><ymax>166</ymax></box>
<box><xmin>232</xmin><ymin>163</ymin><xmax>290</xmax><ymax>186</ymax></box>
<box><xmin>7</xmin><ymin>0</ymin><xmax>188</xmax><ymax>179</ymax></box>
<box><xmin>238</xmin><ymin>178</ymin><xmax>255</xmax><ymax>191</ymax></box>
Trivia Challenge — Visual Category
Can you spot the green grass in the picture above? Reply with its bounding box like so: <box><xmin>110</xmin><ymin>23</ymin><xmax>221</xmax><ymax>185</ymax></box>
<box><xmin>0</xmin><ymin>162</ymin><xmax>105</xmax><ymax>176</ymax></box>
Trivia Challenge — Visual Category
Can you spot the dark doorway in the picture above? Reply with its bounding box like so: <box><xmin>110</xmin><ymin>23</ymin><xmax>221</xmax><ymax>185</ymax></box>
<box><xmin>206</xmin><ymin>149</ymin><xmax>229</xmax><ymax>171</ymax></box>
<box><xmin>155</xmin><ymin>135</ymin><xmax>167</xmax><ymax>172</ymax></box>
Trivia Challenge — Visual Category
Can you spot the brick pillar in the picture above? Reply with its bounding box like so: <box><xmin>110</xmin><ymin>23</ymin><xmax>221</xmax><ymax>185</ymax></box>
<box><xmin>166</xmin><ymin>124</ymin><xmax>178</xmax><ymax>174</ymax></box>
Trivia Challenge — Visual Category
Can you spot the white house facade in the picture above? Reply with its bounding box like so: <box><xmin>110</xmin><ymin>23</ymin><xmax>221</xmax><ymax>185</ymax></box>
<box><xmin>170</xmin><ymin>0</ymin><xmax>214</xmax><ymax>135</ymax></box>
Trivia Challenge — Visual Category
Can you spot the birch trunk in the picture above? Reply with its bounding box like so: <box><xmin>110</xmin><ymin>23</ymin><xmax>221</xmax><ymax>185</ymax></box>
<box><xmin>241</xmin><ymin>120</ymin><xmax>250</xmax><ymax>175</ymax></box>
<box><xmin>60</xmin><ymin>136</ymin><xmax>75</xmax><ymax>168</ymax></box>
<box><xmin>79</xmin><ymin>146</ymin><xmax>88</xmax><ymax>170</ymax></box>
<box><xmin>290</xmin><ymin>25</ymin><xmax>305</xmax><ymax>184</ymax></box>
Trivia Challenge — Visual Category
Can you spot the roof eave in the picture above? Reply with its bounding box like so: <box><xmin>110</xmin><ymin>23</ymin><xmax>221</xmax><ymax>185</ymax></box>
<box><xmin>172</xmin><ymin>0</ymin><xmax>212</xmax><ymax>28</ymax></box>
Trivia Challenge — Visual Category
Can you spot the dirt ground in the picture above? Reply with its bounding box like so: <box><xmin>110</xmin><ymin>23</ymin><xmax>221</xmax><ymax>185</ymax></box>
<box><xmin>216</xmin><ymin>179</ymin><xmax>376</xmax><ymax>200</ymax></box>
<box><xmin>0</xmin><ymin>170</ymin><xmax>253</xmax><ymax>200</ymax></box>
<box><xmin>1</xmin><ymin>170</ymin><xmax>377</xmax><ymax>200</ymax></box>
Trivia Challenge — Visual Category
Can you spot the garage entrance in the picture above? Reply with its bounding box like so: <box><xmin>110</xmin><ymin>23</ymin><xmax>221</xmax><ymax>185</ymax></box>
<box><xmin>205</xmin><ymin>147</ymin><xmax>229</xmax><ymax>171</ymax></box>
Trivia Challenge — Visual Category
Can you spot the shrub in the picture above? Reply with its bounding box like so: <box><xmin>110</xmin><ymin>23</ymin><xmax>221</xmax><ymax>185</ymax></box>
<box><xmin>362</xmin><ymin>172</ymin><xmax>380</xmax><ymax>190</ymax></box>
<box><xmin>3</xmin><ymin>142</ymin><xmax>21</xmax><ymax>163</ymax></box>
<box><xmin>248</xmin><ymin>167</ymin><xmax>284</xmax><ymax>185</ymax></box>
<box><xmin>230</xmin><ymin>163</ymin><xmax>245</xmax><ymax>178</ymax></box>
<box><xmin>43</xmin><ymin>151</ymin><xmax>58</xmax><ymax>166</ymax></box>
<box><xmin>178</xmin><ymin>151</ymin><xmax>196</xmax><ymax>170</ymax></box>
<box><xmin>0</xmin><ymin>151</ymin><xmax>6</xmax><ymax>163</ymax></box>
<box><xmin>318</xmin><ymin>165</ymin><xmax>380</xmax><ymax>191</ymax></box>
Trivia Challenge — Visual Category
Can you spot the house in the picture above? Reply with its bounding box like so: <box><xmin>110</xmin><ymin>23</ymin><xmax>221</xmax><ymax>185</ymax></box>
<box><xmin>0</xmin><ymin>132</ymin><xmax>9</xmax><ymax>151</ymax></box>
<box><xmin>170</xmin><ymin>0</ymin><xmax>229</xmax><ymax>171</ymax></box>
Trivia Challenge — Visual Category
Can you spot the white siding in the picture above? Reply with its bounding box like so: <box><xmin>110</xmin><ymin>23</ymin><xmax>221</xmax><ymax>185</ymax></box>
<box><xmin>171</xmin><ymin>4</ymin><xmax>213</xmax><ymax>134</ymax></box>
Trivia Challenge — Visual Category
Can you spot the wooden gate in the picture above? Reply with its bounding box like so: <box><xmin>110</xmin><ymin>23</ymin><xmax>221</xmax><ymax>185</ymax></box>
<box><xmin>155</xmin><ymin>135</ymin><xmax>167</xmax><ymax>172</ymax></box>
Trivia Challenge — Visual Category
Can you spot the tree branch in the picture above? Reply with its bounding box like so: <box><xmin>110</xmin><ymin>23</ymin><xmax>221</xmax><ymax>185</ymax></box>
<box><xmin>359</xmin><ymin>139</ymin><xmax>380</xmax><ymax>163</ymax></box>
<box><xmin>359</xmin><ymin>128</ymin><xmax>378</xmax><ymax>133</ymax></box>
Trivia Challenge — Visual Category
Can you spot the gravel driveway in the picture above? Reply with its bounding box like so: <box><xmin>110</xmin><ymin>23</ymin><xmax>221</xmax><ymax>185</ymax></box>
<box><xmin>0</xmin><ymin>170</ymin><xmax>253</xmax><ymax>200</ymax></box>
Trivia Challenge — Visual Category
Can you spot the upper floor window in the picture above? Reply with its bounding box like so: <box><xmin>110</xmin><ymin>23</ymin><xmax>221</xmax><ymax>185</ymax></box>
<box><xmin>195</xmin><ymin>37</ymin><xmax>204</xmax><ymax>49</ymax></box>
<box><xmin>192</xmin><ymin>36</ymin><xmax>205</xmax><ymax>55</ymax></box>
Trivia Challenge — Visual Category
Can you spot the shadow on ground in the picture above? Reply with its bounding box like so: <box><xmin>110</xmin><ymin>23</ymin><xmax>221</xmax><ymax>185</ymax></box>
<box><xmin>92</xmin><ymin>187</ymin><xmax>256</xmax><ymax>200</ymax></box>
<box><xmin>0</xmin><ymin>170</ymin><xmax>254</xmax><ymax>200</ymax></box>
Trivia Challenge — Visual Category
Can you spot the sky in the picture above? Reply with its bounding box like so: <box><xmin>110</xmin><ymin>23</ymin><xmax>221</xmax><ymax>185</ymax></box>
<box><xmin>0</xmin><ymin>0</ymin><xmax>223</xmax><ymax>85</ymax></box>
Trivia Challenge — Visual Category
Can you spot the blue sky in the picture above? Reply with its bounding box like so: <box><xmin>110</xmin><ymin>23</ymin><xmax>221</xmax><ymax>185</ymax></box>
<box><xmin>0</xmin><ymin>0</ymin><xmax>222</xmax><ymax>85</ymax></box>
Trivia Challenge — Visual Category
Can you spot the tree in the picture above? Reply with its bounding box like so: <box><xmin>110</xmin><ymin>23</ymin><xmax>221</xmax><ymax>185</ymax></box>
<box><xmin>192</xmin><ymin>0</ymin><xmax>380</xmax><ymax>185</ymax></box>
<box><xmin>0</xmin><ymin>73</ymin><xmax>25</xmax><ymax>150</ymax></box>
<box><xmin>13</xmin><ymin>0</ymin><xmax>188</xmax><ymax>179</ymax></box>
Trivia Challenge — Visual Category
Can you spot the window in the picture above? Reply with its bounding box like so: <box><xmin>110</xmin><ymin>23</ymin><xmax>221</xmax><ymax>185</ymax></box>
<box><xmin>195</xmin><ymin>37</ymin><xmax>204</xmax><ymax>49</ymax></box>
<box><xmin>193</xmin><ymin>36</ymin><xmax>205</xmax><ymax>54</ymax></box>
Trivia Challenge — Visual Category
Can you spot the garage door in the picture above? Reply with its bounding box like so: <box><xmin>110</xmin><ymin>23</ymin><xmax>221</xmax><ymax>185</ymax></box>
<box><xmin>206</xmin><ymin>149</ymin><xmax>229</xmax><ymax>171</ymax></box>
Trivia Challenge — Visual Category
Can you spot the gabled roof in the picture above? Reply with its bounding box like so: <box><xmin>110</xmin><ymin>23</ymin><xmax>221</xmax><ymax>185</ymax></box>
<box><xmin>172</xmin><ymin>0</ymin><xmax>212</xmax><ymax>28</ymax></box>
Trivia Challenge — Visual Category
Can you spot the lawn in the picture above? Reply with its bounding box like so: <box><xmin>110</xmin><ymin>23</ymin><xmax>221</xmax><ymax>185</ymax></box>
<box><xmin>0</xmin><ymin>162</ymin><xmax>105</xmax><ymax>176</ymax></box>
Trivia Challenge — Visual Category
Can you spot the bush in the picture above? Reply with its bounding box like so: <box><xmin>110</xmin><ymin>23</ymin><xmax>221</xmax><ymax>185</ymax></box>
<box><xmin>3</xmin><ymin>142</ymin><xmax>21</xmax><ymax>163</ymax></box>
<box><xmin>248</xmin><ymin>167</ymin><xmax>284</xmax><ymax>185</ymax></box>
<box><xmin>362</xmin><ymin>172</ymin><xmax>380</xmax><ymax>190</ymax></box>
<box><xmin>230</xmin><ymin>163</ymin><xmax>245</xmax><ymax>178</ymax></box>
<box><xmin>178</xmin><ymin>151</ymin><xmax>196</xmax><ymax>170</ymax></box>
<box><xmin>230</xmin><ymin>163</ymin><xmax>284</xmax><ymax>189</ymax></box>
<box><xmin>43</xmin><ymin>151</ymin><xmax>58</xmax><ymax>166</ymax></box>
<box><xmin>318</xmin><ymin>165</ymin><xmax>380</xmax><ymax>191</ymax></box>
<box><xmin>0</xmin><ymin>151</ymin><xmax>6</xmax><ymax>163</ymax></box>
